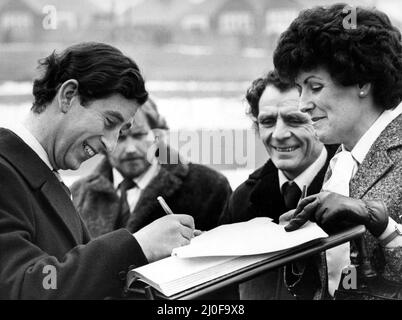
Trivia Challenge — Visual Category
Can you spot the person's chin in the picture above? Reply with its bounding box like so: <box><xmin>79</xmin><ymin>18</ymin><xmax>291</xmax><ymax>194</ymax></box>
<box><xmin>64</xmin><ymin>155</ymin><xmax>84</xmax><ymax>171</ymax></box>
<box><xmin>122</xmin><ymin>164</ymin><xmax>146</xmax><ymax>177</ymax></box>
<box><xmin>315</xmin><ymin>129</ymin><xmax>337</xmax><ymax>145</ymax></box>
<box><xmin>67</xmin><ymin>160</ymin><xmax>82</xmax><ymax>171</ymax></box>
<box><xmin>312</xmin><ymin>122</ymin><xmax>332</xmax><ymax>143</ymax></box>
<box><xmin>272</xmin><ymin>157</ymin><xmax>298</xmax><ymax>171</ymax></box>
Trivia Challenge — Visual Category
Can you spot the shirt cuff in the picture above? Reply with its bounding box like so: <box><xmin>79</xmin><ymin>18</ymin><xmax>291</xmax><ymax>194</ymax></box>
<box><xmin>378</xmin><ymin>218</ymin><xmax>402</xmax><ymax>248</ymax></box>
<box><xmin>378</xmin><ymin>218</ymin><xmax>398</xmax><ymax>241</ymax></box>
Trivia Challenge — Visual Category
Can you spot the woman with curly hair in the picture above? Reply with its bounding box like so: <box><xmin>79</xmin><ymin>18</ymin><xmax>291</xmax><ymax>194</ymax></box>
<box><xmin>274</xmin><ymin>4</ymin><xmax>402</xmax><ymax>299</ymax></box>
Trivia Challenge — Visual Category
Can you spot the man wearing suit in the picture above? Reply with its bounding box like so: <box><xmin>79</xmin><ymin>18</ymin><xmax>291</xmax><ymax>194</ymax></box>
<box><xmin>71</xmin><ymin>98</ymin><xmax>232</xmax><ymax>237</ymax></box>
<box><xmin>219</xmin><ymin>70</ymin><xmax>337</xmax><ymax>299</ymax></box>
<box><xmin>0</xmin><ymin>42</ymin><xmax>196</xmax><ymax>299</ymax></box>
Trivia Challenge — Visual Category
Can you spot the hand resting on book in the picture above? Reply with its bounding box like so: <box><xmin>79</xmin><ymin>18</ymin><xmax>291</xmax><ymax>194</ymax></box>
<box><xmin>284</xmin><ymin>192</ymin><xmax>388</xmax><ymax>236</ymax></box>
<box><xmin>279</xmin><ymin>209</ymin><xmax>296</xmax><ymax>226</ymax></box>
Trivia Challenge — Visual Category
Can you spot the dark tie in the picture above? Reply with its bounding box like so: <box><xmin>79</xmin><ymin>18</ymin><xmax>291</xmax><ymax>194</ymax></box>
<box><xmin>53</xmin><ymin>170</ymin><xmax>72</xmax><ymax>199</ymax></box>
<box><xmin>117</xmin><ymin>178</ymin><xmax>137</xmax><ymax>228</ymax></box>
<box><xmin>282</xmin><ymin>181</ymin><xmax>301</xmax><ymax>210</ymax></box>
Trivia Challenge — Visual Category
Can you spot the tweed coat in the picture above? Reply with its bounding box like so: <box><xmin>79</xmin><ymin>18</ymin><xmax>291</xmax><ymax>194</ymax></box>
<box><xmin>0</xmin><ymin>129</ymin><xmax>148</xmax><ymax>299</ymax></box>
<box><xmin>291</xmin><ymin>114</ymin><xmax>402</xmax><ymax>300</ymax></box>
<box><xmin>71</xmin><ymin>154</ymin><xmax>232</xmax><ymax>237</ymax></box>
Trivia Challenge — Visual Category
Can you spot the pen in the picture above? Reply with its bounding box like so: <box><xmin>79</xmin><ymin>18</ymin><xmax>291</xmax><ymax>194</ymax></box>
<box><xmin>157</xmin><ymin>196</ymin><xmax>174</xmax><ymax>215</ymax></box>
<box><xmin>301</xmin><ymin>185</ymin><xmax>307</xmax><ymax>200</ymax></box>
<box><xmin>158</xmin><ymin>196</ymin><xmax>203</xmax><ymax>237</ymax></box>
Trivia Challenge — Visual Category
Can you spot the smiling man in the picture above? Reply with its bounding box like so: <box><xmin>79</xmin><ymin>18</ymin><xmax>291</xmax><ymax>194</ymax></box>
<box><xmin>71</xmin><ymin>98</ymin><xmax>232</xmax><ymax>237</ymax></box>
<box><xmin>219</xmin><ymin>70</ymin><xmax>338</xmax><ymax>299</ymax></box>
<box><xmin>0</xmin><ymin>43</ymin><xmax>197</xmax><ymax>299</ymax></box>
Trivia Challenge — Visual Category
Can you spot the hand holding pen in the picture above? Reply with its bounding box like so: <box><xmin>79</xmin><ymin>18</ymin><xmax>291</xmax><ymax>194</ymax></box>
<box><xmin>157</xmin><ymin>196</ymin><xmax>203</xmax><ymax>237</ymax></box>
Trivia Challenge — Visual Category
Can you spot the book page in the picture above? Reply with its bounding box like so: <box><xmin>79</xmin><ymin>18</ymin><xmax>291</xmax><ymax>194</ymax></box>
<box><xmin>172</xmin><ymin>217</ymin><xmax>328</xmax><ymax>258</ymax></box>
<box><xmin>130</xmin><ymin>254</ymin><xmax>274</xmax><ymax>297</ymax></box>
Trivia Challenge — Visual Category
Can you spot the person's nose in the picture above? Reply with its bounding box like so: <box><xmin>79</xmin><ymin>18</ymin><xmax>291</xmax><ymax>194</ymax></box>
<box><xmin>124</xmin><ymin>137</ymin><xmax>139</xmax><ymax>154</ymax></box>
<box><xmin>101</xmin><ymin>128</ymin><xmax>120</xmax><ymax>154</ymax></box>
<box><xmin>298</xmin><ymin>90</ymin><xmax>315</xmax><ymax>114</ymax></box>
<box><xmin>271</xmin><ymin>121</ymin><xmax>291</xmax><ymax>140</ymax></box>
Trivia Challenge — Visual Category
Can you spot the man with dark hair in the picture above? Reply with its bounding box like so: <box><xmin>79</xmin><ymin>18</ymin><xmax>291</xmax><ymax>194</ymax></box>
<box><xmin>219</xmin><ymin>70</ymin><xmax>337</xmax><ymax>299</ymax></box>
<box><xmin>71</xmin><ymin>98</ymin><xmax>232</xmax><ymax>237</ymax></box>
<box><xmin>0</xmin><ymin>42</ymin><xmax>196</xmax><ymax>299</ymax></box>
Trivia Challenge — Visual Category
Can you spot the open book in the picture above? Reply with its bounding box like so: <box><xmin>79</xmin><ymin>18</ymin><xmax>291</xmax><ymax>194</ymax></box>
<box><xmin>127</xmin><ymin>218</ymin><xmax>328</xmax><ymax>298</ymax></box>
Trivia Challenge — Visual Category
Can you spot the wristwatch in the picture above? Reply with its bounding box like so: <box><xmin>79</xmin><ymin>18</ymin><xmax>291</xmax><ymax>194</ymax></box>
<box><xmin>380</xmin><ymin>224</ymin><xmax>402</xmax><ymax>247</ymax></box>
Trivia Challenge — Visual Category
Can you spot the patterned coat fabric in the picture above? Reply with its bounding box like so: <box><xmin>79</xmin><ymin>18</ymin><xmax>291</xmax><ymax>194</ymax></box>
<box><xmin>294</xmin><ymin>114</ymin><xmax>402</xmax><ymax>300</ymax></box>
<box><xmin>71</xmin><ymin>155</ymin><xmax>232</xmax><ymax>237</ymax></box>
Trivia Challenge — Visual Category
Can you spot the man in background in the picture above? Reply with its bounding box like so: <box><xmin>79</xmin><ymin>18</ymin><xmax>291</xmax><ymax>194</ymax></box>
<box><xmin>0</xmin><ymin>42</ymin><xmax>195</xmax><ymax>299</ymax></box>
<box><xmin>219</xmin><ymin>70</ymin><xmax>337</xmax><ymax>299</ymax></box>
<box><xmin>72</xmin><ymin>98</ymin><xmax>232</xmax><ymax>237</ymax></box>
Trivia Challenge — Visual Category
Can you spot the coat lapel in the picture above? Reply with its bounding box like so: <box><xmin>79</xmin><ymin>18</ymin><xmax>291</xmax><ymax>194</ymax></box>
<box><xmin>127</xmin><ymin>163</ymin><xmax>189</xmax><ymax>232</ymax></box>
<box><xmin>41</xmin><ymin>179</ymin><xmax>83</xmax><ymax>245</ymax></box>
<box><xmin>350</xmin><ymin>114</ymin><xmax>402</xmax><ymax>199</ymax></box>
<box><xmin>249</xmin><ymin>161</ymin><xmax>286</xmax><ymax>222</ymax></box>
<box><xmin>78</xmin><ymin>159</ymin><xmax>122</xmax><ymax>236</ymax></box>
<box><xmin>0</xmin><ymin>128</ymin><xmax>82</xmax><ymax>245</ymax></box>
<box><xmin>248</xmin><ymin>144</ymin><xmax>337</xmax><ymax>222</ymax></box>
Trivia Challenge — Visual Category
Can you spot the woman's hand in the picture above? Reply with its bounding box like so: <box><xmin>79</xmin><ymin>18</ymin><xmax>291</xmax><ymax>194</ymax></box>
<box><xmin>285</xmin><ymin>192</ymin><xmax>389</xmax><ymax>236</ymax></box>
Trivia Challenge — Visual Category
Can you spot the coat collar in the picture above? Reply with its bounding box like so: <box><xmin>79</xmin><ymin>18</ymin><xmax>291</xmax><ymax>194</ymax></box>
<box><xmin>351</xmin><ymin>114</ymin><xmax>402</xmax><ymax>199</ymax></box>
<box><xmin>249</xmin><ymin>160</ymin><xmax>287</xmax><ymax>222</ymax></box>
<box><xmin>248</xmin><ymin>144</ymin><xmax>337</xmax><ymax>220</ymax></box>
<box><xmin>0</xmin><ymin>128</ymin><xmax>82</xmax><ymax>245</ymax></box>
<box><xmin>86</xmin><ymin>151</ymin><xmax>190</xmax><ymax>232</ymax></box>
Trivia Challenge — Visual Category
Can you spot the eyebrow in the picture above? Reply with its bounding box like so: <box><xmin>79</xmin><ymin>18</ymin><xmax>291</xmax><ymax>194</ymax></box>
<box><xmin>296</xmin><ymin>75</ymin><xmax>323</xmax><ymax>86</ymax></box>
<box><xmin>104</xmin><ymin>111</ymin><xmax>125</xmax><ymax>123</ymax></box>
<box><xmin>303</xmin><ymin>75</ymin><xmax>323</xmax><ymax>84</ymax></box>
<box><xmin>258</xmin><ymin>112</ymin><xmax>277</xmax><ymax>119</ymax></box>
<box><xmin>282</xmin><ymin>113</ymin><xmax>309</xmax><ymax>121</ymax></box>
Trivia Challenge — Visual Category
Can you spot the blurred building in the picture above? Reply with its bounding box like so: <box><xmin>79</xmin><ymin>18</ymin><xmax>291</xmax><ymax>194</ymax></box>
<box><xmin>0</xmin><ymin>0</ymin><xmax>102</xmax><ymax>42</ymax></box>
<box><xmin>120</xmin><ymin>0</ymin><xmax>301</xmax><ymax>47</ymax></box>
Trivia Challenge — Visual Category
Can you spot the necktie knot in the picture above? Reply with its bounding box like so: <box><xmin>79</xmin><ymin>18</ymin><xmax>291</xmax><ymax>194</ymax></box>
<box><xmin>118</xmin><ymin>178</ymin><xmax>137</xmax><ymax>193</ymax></box>
<box><xmin>282</xmin><ymin>181</ymin><xmax>301</xmax><ymax>210</ymax></box>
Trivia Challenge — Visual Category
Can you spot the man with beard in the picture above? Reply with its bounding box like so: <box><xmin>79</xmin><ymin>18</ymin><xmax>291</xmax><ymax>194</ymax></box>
<box><xmin>71</xmin><ymin>98</ymin><xmax>232</xmax><ymax>237</ymax></box>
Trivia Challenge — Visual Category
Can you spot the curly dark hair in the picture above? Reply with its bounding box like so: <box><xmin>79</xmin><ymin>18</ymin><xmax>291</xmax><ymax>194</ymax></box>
<box><xmin>32</xmin><ymin>42</ymin><xmax>149</xmax><ymax>113</ymax></box>
<box><xmin>246</xmin><ymin>70</ymin><xmax>294</xmax><ymax>128</ymax></box>
<box><xmin>273</xmin><ymin>3</ymin><xmax>402</xmax><ymax>110</ymax></box>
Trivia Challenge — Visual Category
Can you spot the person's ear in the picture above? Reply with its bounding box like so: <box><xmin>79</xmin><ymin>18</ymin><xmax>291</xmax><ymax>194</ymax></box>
<box><xmin>57</xmin><ymin>80</ymin><xmax>79</xmax><ymax>113</ymax></box>
<box><xmin>358</xmin><ymin>83</ymin><xmax>371</xmax><ymax>98</ymax></box>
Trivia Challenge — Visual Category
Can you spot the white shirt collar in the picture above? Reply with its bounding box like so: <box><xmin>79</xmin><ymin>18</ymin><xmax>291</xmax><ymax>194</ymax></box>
<box><xmin>8</xmin><ymin>123</ymin><xmax>53</xmax><ymax>171</ymax></box>
<box><xmin>349</xmin><ymin>103</ymin><xmax>402</xmax><ymax>164</ymax></box>
<box><xmin>278</xmin><ymin>146</ymin><xmax>328</xmax><ymax>192</ymax></box>
<box><xmin>113</xmin><ymin>159</ymin><xmax>160</xmax><ymax>191</ymax></box>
